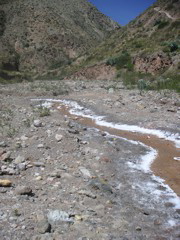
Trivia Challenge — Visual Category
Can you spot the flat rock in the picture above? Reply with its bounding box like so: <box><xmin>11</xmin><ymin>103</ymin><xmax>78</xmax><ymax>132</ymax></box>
<box><xmin>15</xmin><ymin>186</ymin><xmax>33</xmax><ymax>195</ymax></box>
<box><xmin>79</xmin><ymin>167</ymin><xmax>92</xmax><ymax>178</ymax></box>
<box><xmin>33</xmin><ymin>162</ymin><xmax>45</xmax><ymax>167</ymax></box>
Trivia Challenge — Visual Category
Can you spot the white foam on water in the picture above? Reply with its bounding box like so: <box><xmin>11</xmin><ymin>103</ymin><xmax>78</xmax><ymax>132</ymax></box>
<box><xmin>31</xmin><ymin>98</ymin><xmax>180</xmax><ymax>210</ymax></box>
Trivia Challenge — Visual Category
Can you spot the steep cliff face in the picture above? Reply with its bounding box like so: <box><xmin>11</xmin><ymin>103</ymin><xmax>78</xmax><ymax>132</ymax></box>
<box><xmin>0</xmin><ymin>0</ymin><xmax>118</xmax><ymax>74</ymax></box>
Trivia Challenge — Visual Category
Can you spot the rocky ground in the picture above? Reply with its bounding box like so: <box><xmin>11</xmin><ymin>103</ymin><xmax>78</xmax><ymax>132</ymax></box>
<box><xmin>0</xmin><ymin>80</ymin><xmax>180</xmax><ymax>240</ymax></box>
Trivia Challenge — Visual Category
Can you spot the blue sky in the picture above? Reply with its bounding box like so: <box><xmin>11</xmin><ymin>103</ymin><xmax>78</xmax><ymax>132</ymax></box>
<box><xmin>88</xmin><ymin>0</ymin><xmax>156</xmax><ymax>25</ymax></box>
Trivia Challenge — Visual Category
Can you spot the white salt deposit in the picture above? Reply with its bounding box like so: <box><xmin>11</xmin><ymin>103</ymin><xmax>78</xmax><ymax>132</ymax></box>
<box><xmin>31</xmin><ymin>98</ymin><xmax>180</xmax><ymax>210</ymax></box>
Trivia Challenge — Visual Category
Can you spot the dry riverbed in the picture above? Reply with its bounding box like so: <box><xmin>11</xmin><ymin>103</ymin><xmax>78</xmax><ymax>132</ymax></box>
<box><xmin>0</xmin><ymin>80</ymin><xmax>180</xmax><ymax>240</ymax></box>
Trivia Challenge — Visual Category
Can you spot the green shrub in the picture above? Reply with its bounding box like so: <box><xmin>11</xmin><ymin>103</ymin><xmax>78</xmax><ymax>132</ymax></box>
<box><xmin>168</xmin><ymin>42</ymin><xmax>179</xmax><ymax>52</ymax></box>
<box><xmin>149</xmin><ymin>75</ymin><xmax>180</xmax><ymax>92</ymax></box>
<box><xmin>106</xmin><ymin>52</ymin><xmax>133</xmax><ymax>71</ymax></box>
<box><xmin>161</xmin><ymin>41</ymin><xmax>179</xmax><ymax>52</ymax></box>
<box><xmin>133</xmin><ymin>41</ymin><xmax>143</xmax><ymax>48</ymax></box>
<box><xmin>119</xmin><ymin>71</ymin><xmax>179</xmax><ymax>92</ymax></box>
<box><xmin>38</xmin><ymin>107</ymin><xmax>51</xmax><ymax>117</ymax></box>
<box><xmin>154</xmin><ymin>20</ymin><xmax>169</xmax><ymax>29</ymax></box>
<box><xmin>158</xmin><ymin>21</ymin><xmax>169</xmax><ymax>29</ymax></box>
<box><xmin>171</xmin><ymin>20</ymin><xmax>180</xmax><ymax>29</ymax></box>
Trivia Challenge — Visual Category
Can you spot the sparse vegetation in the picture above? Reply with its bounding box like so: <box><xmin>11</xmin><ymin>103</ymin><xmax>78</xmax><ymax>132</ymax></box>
<box><xmin>106</xmin><ymin>51</ymin><xmax>133</xmax><ymax>71</ymax></box>
<box><xmin>23</xmin><ymin>118</ymin><xmax>31</xmax><ymax>127</ymax></box>
<box><xmin>137</xmin><ymin>79</ymin><xmax>148</xmax><ymax>95</ymax></box>
<box><xmin>154</xmin><ymin>20</ymin><xmax>169</xmax><ymax>29</ymax></box>
<box><xmin>6</xmin><ymin>126</ymin><xmax>17</xmax><ymax>138</ymax></box>
<box><xmin>0</xmin><ymin>108</ymin><xmax>18</xmax><ymax>137</ymax></box>
<box><xmin>38</xmin><ymin>106</ymin><xmax>51</xmax><ymax>117</ymax></box>
<box><xmin>29</xmin><ymin>81</ymin><xmax>70</xmax><ymax>96</ymax></box>
<box><xmin>161</xmin><ymin>41</ymin><xmax>179</xmax><ymax>52</ymax></box>
<box><xmin>117</xmin><ymin>71</ymin><xmax>180</xmax><ymax>93</ymax></box>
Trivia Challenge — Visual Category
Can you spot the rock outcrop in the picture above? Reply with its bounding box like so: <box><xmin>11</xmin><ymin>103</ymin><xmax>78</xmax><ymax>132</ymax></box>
<box><xmin>134</xmin><ymin>53</ymin><xmax>172</xmax><ymax>75</ymax></box>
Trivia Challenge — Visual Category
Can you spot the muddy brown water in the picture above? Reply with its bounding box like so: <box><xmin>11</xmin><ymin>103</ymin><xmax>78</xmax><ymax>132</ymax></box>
<box><xmin>57</xmin><ymin>104</ymin><xmax>180</xmax><ymax>196</ymax></box>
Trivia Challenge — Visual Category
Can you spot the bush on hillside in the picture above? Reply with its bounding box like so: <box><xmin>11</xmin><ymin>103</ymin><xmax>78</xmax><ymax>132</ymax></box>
<box><xmin>154</xmin><ymin>20</ymin><xmax>169</xmax><ymax>29</ymax></box>
<box><xmin>161</xmin><ymin>41</ymin><xmax>179</xmax><ymax>52</ymax></box>
<box><xmin>168</xmin><ymin>42</ymin><xmax>179</xmax><ymax>52</ymax></box>
<box><xmin>106</xmin><ymin>52</ymin><xmax>133</xmax><ymax>71</ymax></box>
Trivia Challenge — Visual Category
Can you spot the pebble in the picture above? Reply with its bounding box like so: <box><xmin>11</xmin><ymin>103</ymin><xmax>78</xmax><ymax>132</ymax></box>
<box><xmin>46</xmin><ymin>130</ymin><xmax>52</xmax><ymax>137</ymax></box>
<box><xmin>17</xmin><ymin>163</ymin><xmax>27</xmax><ymax>171</ymax></box>
<box><xmin>154</xmin><ymin>219</ymin><xmax>162</xmax><ymax>225</ymax></box>
<box><xmin>0</xmin><ymin>141</ymin><xmax>7</xmax><ymax>147</ymax></box>
<box><xmin>136</xmin><ymin>226</ymin><xmax>141</xmax><ymax>231</ymax></box>
<box><xmin>37</xmin><ymin>212</ymin><xmax>51</xmax><ymax>234</ymax></box>
<box><xmin>36</xmin><ymin>176</ymin><xmax>43</xmax><ymax>181</ymax></box>
<box><xmin>47</xmin><ymin>210</ymin><xmax>73</xmax><ymax>224</ymax></box>
<box><xmin>79</xmin><ymin>167</ymin><xmax>92</xmax><ymax>178</ymax></box>
<box><xmin>78</xmin><ymin>190</ymin><xmax>96</xmax><ymax>199</ymax></box>
<box><xmin>0</xmin><ymin>151</ymin><xmax>12</xmax><ymax>161</ymax></box>
<box><xmin>14</xmin><ymin>155</ymin><xmax>25</xmax><ymax>164</ymax></box>
<box><xmin>0</xmin><ymin>179</ymin><xmax>12</xmax><ymax>187</ymax></box>
<box><xmin>50</xmin><ymin>171</ymin><xmax>61</xmax><ymax>178</ymax></box>
<box><xmin>15</xmin><ymin>186</ymin><xmax>33</xmax><ymax>195</ymax></box>
<box><xmin>108</xmin><ymin>88</ymin><xmax>114</xmax><ymax>94</ymax></box>
<box><xmin>15</xmin><ymin>142</ymin><xmax>22</xmax><ymax>148</ymax></box>
<box><xmin>33</xmin><ymin>162</ymin><xmax>45</xmax><ymax>167</ymax></box>
<box><xmin>68</xmin><ymin>129</ymin><xmax>79</xmax><ymax>134</ymax></box>
<box><xmin>55</xmin><ymin>134</ymin><xmax>63</xmax><ymax>142</ymax></box>
<box><xmin>34</xmin><ymin>120</ymin><xmax>43</xmax><ymax>127</ymax></box>
<box><xmin>37</xmin><ymin>144</ymin><xmax>44</xmax><ymax>149</ymax></box>
<box><xmin>20</xmin><ymin>135</ymin><xmax>29</xmax><ymax>141</ymax></box>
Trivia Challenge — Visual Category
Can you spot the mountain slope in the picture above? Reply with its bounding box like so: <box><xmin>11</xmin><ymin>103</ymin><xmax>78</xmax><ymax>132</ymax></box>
<box><xmin>65</xmin><ymin>0</ymin><xmax>179</xmax><ymax>89</ymax></box>
<box><xmin>0</xmin><ymin>0</ymin><xmax>118</xmax><ymax>76</ymax></box>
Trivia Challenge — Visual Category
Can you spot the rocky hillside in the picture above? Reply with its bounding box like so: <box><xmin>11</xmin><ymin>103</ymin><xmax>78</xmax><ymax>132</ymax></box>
<box><xmin>64</xmin><ymin>0</ymin><xmax>179</xmax><ymax>90</ymax></box>
<box><xmin>0</xmin><ymin>0</ymin><xmax>118</xmax><ymax>77</ymax></box>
